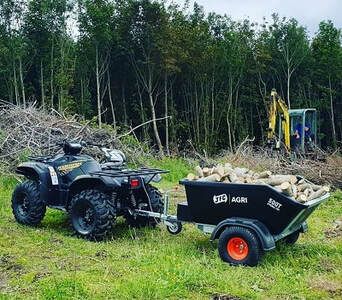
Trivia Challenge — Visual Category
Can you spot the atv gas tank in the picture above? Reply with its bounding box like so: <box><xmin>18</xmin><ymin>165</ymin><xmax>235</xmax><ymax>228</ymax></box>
<box><xmin>51</xmin><ymin>154</ymin><xmax>101</xmax><ymax>185</ymax></box>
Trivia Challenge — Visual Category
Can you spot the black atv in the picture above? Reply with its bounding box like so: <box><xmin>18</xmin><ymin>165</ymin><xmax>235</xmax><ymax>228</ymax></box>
<box><xmin>11</xmin><ymin>141</ymin><xmax>167</xmax><ymax>240</ymax></box>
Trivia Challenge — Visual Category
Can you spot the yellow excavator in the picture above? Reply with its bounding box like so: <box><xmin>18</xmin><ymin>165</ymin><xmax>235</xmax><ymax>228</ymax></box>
<box><xmin>267</xmin><ymin>89</ymin><xmax>318</xmax><ymax>154</ymax></box>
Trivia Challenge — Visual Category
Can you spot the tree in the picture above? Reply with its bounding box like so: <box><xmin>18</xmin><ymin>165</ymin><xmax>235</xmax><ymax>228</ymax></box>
<box><xmin>269</xmin><ymin>15</ymin><xmax>310</xmax><ymax>108</ymax></box>
<box><xmin>312</xmin><ymin>21</ymin><xmax>342</xmax><ymax>146</ymax></box>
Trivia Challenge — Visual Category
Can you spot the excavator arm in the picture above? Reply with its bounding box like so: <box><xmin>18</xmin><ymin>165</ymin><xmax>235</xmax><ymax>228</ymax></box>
<box><xmin>267</xmin><ymin>89</ymin><xmax>290</xmax><ymax>151</ymax></box>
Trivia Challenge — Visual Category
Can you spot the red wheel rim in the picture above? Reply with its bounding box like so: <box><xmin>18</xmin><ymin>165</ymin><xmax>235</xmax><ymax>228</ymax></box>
<box><xmin>227</xmin><ymin>237</ymin><xmax>249</xmax><ymax>260</ymax></box>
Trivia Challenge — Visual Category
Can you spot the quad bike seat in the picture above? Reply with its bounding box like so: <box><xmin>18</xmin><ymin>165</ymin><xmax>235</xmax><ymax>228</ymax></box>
<box><xmin>63</xmin><ymin>142</ymin><xmax>82</xmax><ymax>155</ymax></box>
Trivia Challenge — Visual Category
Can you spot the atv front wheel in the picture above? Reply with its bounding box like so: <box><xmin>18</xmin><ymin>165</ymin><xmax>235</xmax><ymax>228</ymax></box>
<box><xmin>12</xmin><ymin>180</ymin><xmax>46</xmax><ymax>226</ymax></box>
<box><xmin>125</xmin><ymin>185</ymin><xmax>164</xmax><ymax>228</ymax></box>
<box><xmin>70</xmin><ymin>189</ymin><xmax>113</xmax><ymax>241</ymax></box>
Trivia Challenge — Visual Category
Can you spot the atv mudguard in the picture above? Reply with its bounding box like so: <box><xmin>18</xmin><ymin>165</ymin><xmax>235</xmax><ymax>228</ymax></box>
<box><xmin>67</xmin><ymin>175</ymin><xmax>122</xmax><ymax>202</ymax></box>
<box><xmin>16</xmin><ymin>162</ymin><xmax>51</xmax><ymax>203</ymax></box>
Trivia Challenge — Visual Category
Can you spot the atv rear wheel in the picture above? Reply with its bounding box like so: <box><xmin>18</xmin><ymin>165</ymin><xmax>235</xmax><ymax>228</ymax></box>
<box><xmin>125</xmin><ymin>185</ymin><xmax>164</xmax><ymax>228</ymax></box>
<box><xmin>70</xmin><ymin>189</ymin><xmax>113</xmax><ymax>241</ymax></box>
<box><xmin>218</xmin><ymin>226</ymin><xmax>262</xmax><ymax>266</ymax></box>
<box><xmin>12</xmin><ymin>180</ymin><xmax>46</xmax><ymax>226</ymax></box>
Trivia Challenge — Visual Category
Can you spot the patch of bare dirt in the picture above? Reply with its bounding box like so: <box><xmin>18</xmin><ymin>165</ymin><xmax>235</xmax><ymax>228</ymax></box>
<box><xmin>211</xmin><ymin>294</ymin><xmax>241</xmax><ymax>300</ymax></box>
<box><xmin>0</xmin><ymin>254</ymin><xmax>24</xmax><ymax>274</ymax></box>
<box><xmin>319</xmin><ymin>257</ymin><xmax>335</xmax><ymax>272</ymax></box>
<box><xmin>324</xmin><ymin>219</ymin><xmax>342</xmax><ymax>239</ymax></box>
<box><xmin>0</xmin><ymin>273</ymin><xmax>8</xmax><ymax>292</ymax></box>
<box><xmin>309</xmin><ymin>277</ymin><xmax>342</xmax><ymax>296</ymax></box>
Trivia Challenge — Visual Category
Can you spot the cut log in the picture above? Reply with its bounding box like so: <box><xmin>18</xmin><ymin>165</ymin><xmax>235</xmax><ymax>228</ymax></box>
<box><xmin>202</xmin><ymin>167</ymin><xmax>210</xmax><ymax>177</ymax></box>
<box><xmin>297</xmin><ymin>183</ymin><xmax>322</xmax><ymax>192</ymax></box>
<box><xmin>229</xmin><ymin>173</ymin><xmax>238</xmax><ymax>183</ymax></box>
<box><xmin>297</xmin><ymin>194</ymin><xmax>308</xmax><ymax>203</ymax></box>
<box><xmin>224</xmin><ymin>162</ymin><xmax>232</xmax><ymax>170</ymax></box>
<box><xmin>303</xmin><ymin>188</ymin><xmax>312</xmax><ymax>197</ymax></box>
<box><xmin>292</xmin><ymin>185</ymin><xmax>298</xmax><ymax>198</ymax></box>
<box><xmin>234</xmin><ymin>167</ymin><xmax>249</xmax><ymax>177</ymax></box>
<box><xmin>279</xmin><ymin>182</ymin><xmax>293</xmax><ymax>196</ymax></box>
<box><xmin>197</xmin><ymin>174</ymin><xmax>221</xmax><ymax>182</ymax></box>
<box><xmin>264</xmin><ymin>175</ymin><xmax>297</xmax><ymax>186</ymax></box>
<box><xmin>194</xmin><ymin>166</ymin><xmax>204</xmax><ymax>178</ymax></box>
<box><xmin>187</xmin><ymin>173</ymin><xmax>196</xmax><ymax>181</ymax></box>
<box><xmin>213</xmin><ymin>165</ymin><xmax>225</xmax><ymax>177</ymax></box>
<box><xmin>244</xmin><ymin>177</ymin><xmax>253</xmax><ymax>184</ymax></box>
<box><xmin>306</xmin><ymin>186</ymin><xmax>330</xmax><ymax>201</ymax></box>
<box><xmin>255</xmin><ymin>170</ymin><xmax>272</xmax><ymax>179</ymax></box>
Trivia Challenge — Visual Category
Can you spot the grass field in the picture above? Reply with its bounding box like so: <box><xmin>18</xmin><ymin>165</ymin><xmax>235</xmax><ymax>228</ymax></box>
<box><xmin>0</xmin><ymin>159</ymin><xmax>341</xmax><ymax>299</ymax></box>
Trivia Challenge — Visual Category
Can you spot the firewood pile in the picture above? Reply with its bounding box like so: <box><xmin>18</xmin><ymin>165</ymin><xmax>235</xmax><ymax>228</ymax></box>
<box><xmin>187</xmin><ymin>163</ymin><xmax>330</xmax><ymax>203</ymax></box>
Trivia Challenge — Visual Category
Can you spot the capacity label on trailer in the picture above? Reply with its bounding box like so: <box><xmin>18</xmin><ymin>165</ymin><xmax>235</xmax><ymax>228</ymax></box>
<box><xmin>267</xmin><ymin>198</ymin><xmax>282</xmax><ymax>211</ymax></box>
<box><xmin>213</xmin><ymin>194</ymin><xmax>248</xmax><ymax>205</ymax></box>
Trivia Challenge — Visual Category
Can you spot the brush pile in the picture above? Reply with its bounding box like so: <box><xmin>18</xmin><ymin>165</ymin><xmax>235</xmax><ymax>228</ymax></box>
<box><xmin>187</xmin><ymin>163</ymin><xmax>330</xmax><ymax>203</ymax></box>
<box><xmin>0</xmin><ymin>102</ymin><xmax>148</xmax><ymax>172</ymax></box>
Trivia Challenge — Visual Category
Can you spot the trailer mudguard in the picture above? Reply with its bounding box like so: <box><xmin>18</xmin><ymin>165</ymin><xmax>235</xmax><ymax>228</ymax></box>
<box><xmin>16</xmin><ymin>162</ymin><xmax>51</xmax><ymax>203</ymax></box>
<box><xmin>210</xmin><ymin>217</ymin><xmax>275</xmax><ymax>251</ymax></box>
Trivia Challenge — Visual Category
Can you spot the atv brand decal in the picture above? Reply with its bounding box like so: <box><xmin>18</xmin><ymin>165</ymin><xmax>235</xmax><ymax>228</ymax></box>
<box><xmin>57</xmin><ymin>161</ymin><xmax>84</xmax><ymax>175</ymax></box>
<box><xmin>48</xmin><ymin>166</ymin><xmax>59</xmax><ymax>185</ymax></box>
<box><xmin>213</xmin><ymin>194</ymin><xmax>248</xmax><ymax>204</ymax></box>
<box><xmin>267</xmin><ymin>198</ymin><xmax>282</xmax><ymax>211</ymax></box>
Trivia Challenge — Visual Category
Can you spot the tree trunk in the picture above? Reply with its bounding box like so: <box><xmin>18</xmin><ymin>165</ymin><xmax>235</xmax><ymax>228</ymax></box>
<box><xmin>121</xmin><ymin>84</ymin><xmax>127</xmax><ymax>126</ymax></box>
<box><xmin>19</xmin><ymin>58</ymin><xmax>26</xmax><ymax>108</ymax></box>
<box><xmin>107</xmin><ymin>70</ymin><xmax>116</xmax><ymax>132</ymax></box>
<box><xmin>149</xmin><ymin>91</ymin><xmax>163</xmax><ymax>154</ymax></box>
<box><xmin>328</xmin><ymin>75</ymin><xmax>336</xmax><ymax>147</ymax></box>
<box><xmin>40</xmin><ymin>60</ymin><xmax>45</xmax><ymax>108</ymax></box>
<box><xmin>12</xmin><ymin>60</ymin><xmax>19</xmax><ymax>105</ymax></box>
<box><xmin>95</xmin><ymin>44</ymin><xmax>102</xmax><ymax>128</ymax></box>
<box><xmin>164</xmin><ymin>73</ymin><xmax>170</xmax><ymax>156</ymax></box>
<box><xmin>287</xmin><ymin>67</ymin><xmax>291</xmax><ymax>109</ymax></box>
<box><xmin>50</xmin><ymin>40</ymin><xmax>54</xmax><ymax>108</ymax></box>
<box><xmin>136</xmin><ymin>79</ymin><xmax>148</xmax><ymax>140</ymax></box>
<box><xmin>80</xmin><ymin>77</ymin><xmax>84</xmax><ymax>114</ymax></box>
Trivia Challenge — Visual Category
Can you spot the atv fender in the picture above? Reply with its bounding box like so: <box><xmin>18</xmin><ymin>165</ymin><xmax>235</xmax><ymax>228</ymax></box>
<box><xmin>16</xmin><ymin>162</ymin><xmax>51</xmax><ymax>203</ymax></box>
<box><xmin>210</xmin><ymin>217</ymin><xmax>275</xmax><ymax>251</ymax></box>
<box><xmin>68</xmin><ymin>175</ymin><xmax>122</xmax><ymax>199</ymax></box>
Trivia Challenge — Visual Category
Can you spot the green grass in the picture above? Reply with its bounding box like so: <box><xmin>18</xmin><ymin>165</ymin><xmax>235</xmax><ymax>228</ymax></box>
<box><xmin>0</xmin><ymin>159</ymin><xmax>341</xmax><ymax>299</ymax></box>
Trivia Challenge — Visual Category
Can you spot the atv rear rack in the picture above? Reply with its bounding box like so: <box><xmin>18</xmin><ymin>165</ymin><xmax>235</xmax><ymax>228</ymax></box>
<box><xmin>90</xmin><ymin>168</ymin><xmax>169</xmax><ymax>178</ymax></box>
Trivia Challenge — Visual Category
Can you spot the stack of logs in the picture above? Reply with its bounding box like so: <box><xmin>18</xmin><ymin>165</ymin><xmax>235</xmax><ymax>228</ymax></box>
<box><xmin>187</xmin><ymin>163</ymin><xmax>330</xmax><ymax>203</ymax></box>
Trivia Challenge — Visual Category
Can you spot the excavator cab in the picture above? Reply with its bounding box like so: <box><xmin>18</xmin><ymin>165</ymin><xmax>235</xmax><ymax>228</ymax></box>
<box><xmin>267</xmin><ymin>89</ymin><xmax>318</xmax><ymax>154</ymax></box>
<box><xmin>289</xmin><ymin>109</ymin><xmax>317</xmax><ymax>153</ymax></box>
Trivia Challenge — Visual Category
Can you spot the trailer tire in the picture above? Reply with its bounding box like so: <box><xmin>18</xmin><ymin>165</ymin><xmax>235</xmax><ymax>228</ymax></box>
<box><xmin>12</xmin><ymin>180</ymin><xmax>46</xmax><ymax>226</ymax></box>
<box><xmin>218</xmin><ymin>226</ymin><xmax>262</xmax><ymax>266</ymax></box>
<box><xmin>167</xmin><ymin>222</ymin><xmax>182</xmax><ymax>235</ymax></box>
<box><xmin>282</xmin><ymin>230</ymin><xmax>300</xmax><ymax>245</ymax></box>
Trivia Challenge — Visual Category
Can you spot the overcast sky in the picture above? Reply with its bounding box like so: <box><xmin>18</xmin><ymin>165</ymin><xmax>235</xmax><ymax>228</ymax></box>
<box><xmin>171</xmin><ymin>0</ymin><xmax>341</xmax><ymax>36</ymax></box>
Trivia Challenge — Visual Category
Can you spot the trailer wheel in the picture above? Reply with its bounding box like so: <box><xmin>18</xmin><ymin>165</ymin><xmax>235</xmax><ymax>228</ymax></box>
<box><xmin>282</xmin><ymin>230</ymin><xmax>300</xmax><ymax>245</ymax></box>
<box><xmin>218</xmin><ymin>226</ymin><xmax>262</xmax><ymax>266</ymax></box>
<box><xmin>167</xmin><ymin>222</ymin><xmax>182</xmax><ymax>235</ymax></box>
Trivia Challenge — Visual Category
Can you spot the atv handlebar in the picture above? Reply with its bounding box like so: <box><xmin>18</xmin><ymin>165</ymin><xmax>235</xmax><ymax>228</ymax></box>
<box><xmin>55</xmin><ymin>140</ymin><xmax>105</xmax><ymax>149</ymax></box>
